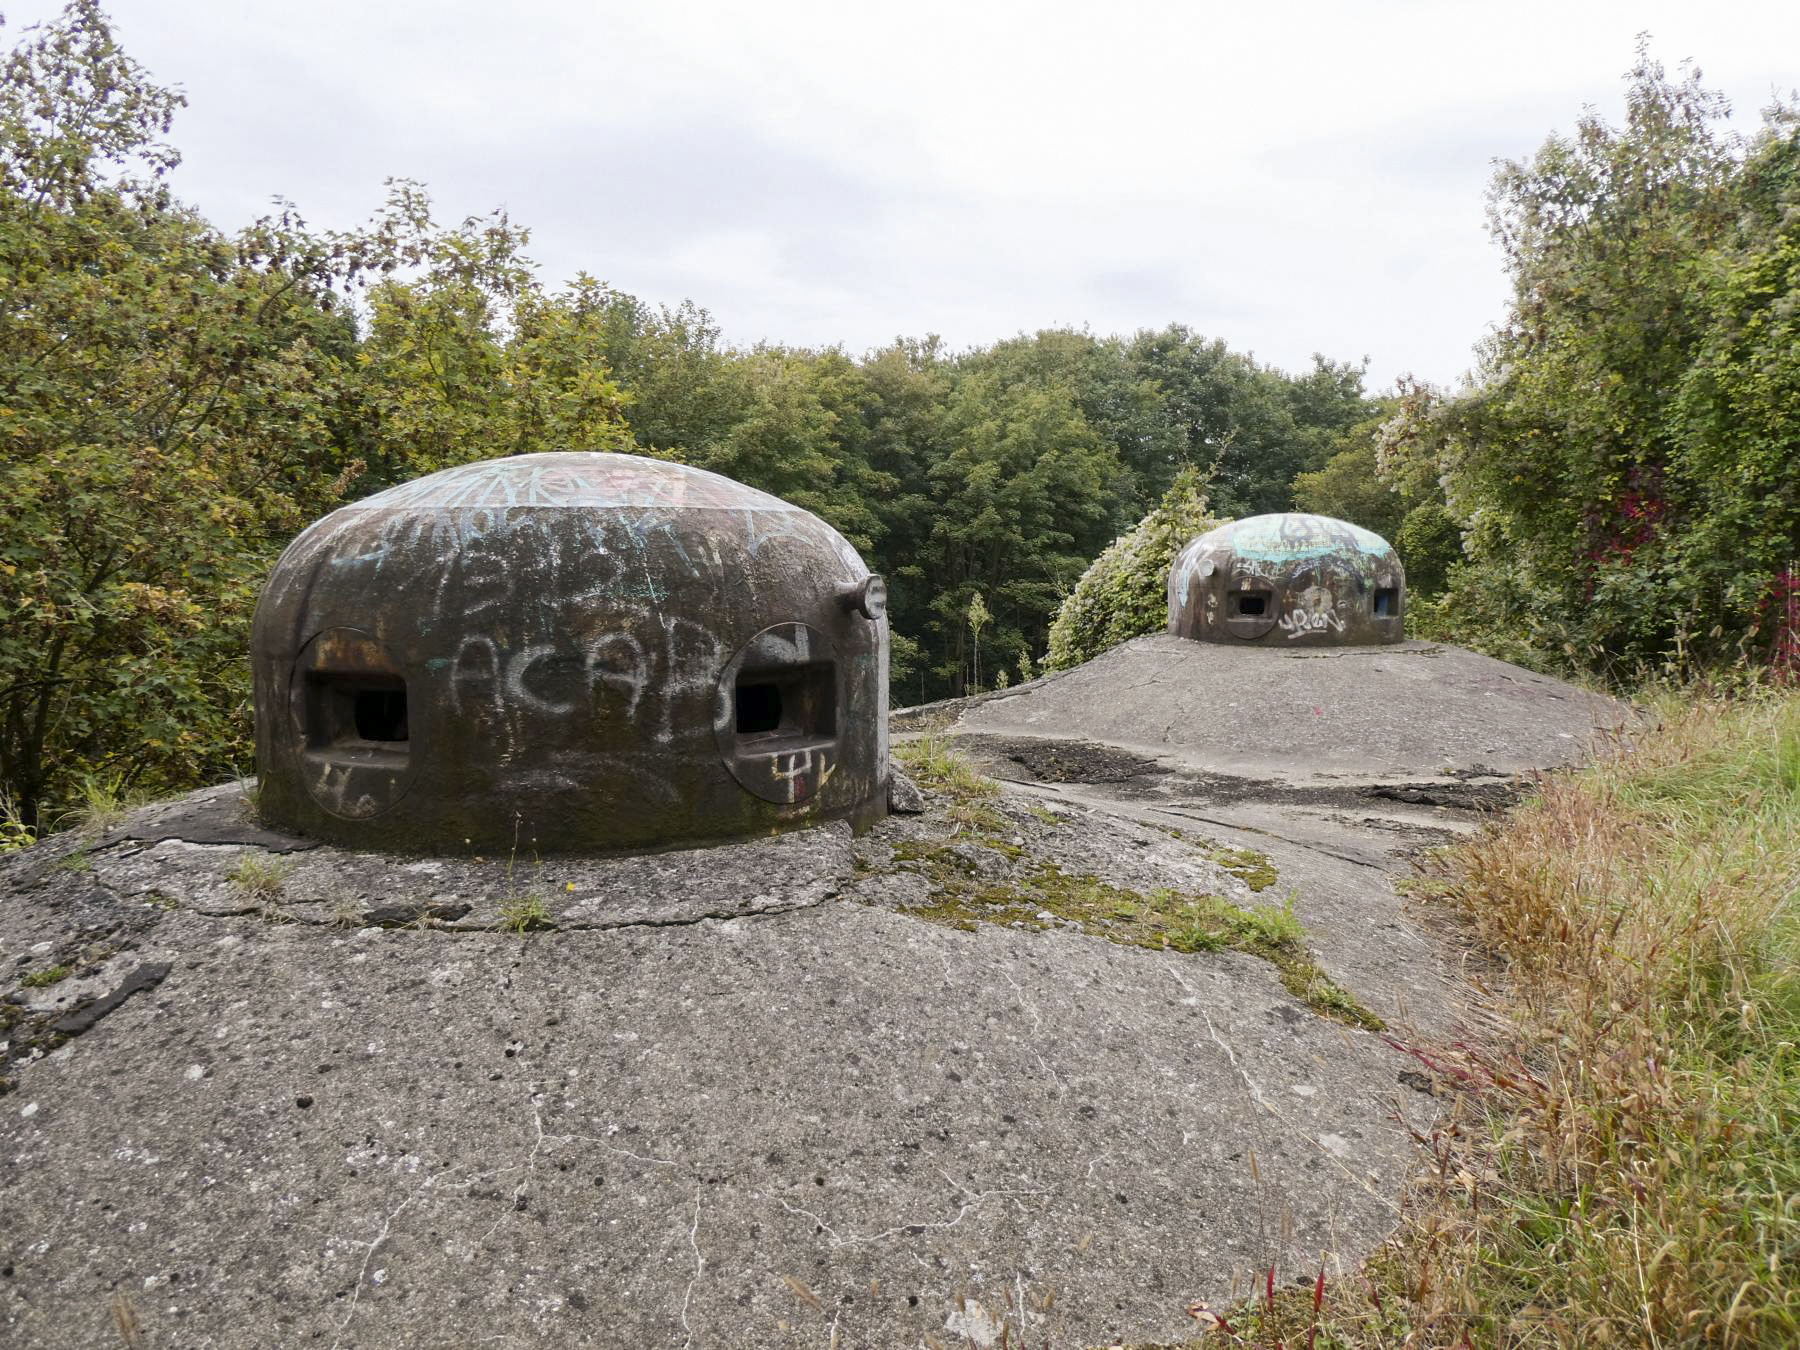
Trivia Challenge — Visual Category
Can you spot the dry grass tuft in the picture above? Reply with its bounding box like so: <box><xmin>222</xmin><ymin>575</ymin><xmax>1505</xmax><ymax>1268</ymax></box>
<box><xmin>1232</xmin><ymin>686</ymin><xmax>1800</xmax><ymax>1349</ymax></box>
<box><xmin>227</xmin><ymin>853</ymin><xmax>292</xmax><ymax>898</ymax></box>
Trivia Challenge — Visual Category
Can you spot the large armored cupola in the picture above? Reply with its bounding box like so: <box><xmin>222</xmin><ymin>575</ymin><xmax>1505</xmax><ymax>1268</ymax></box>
<box><xmin>250</xmin><ymin>452</ymin><xmax>889</xmax><ymax>853</ymax></box>
<box><xmin>1167</xmin><ymin>512</ymin><xmax>1405</xmax><ymax>646</ymax></box>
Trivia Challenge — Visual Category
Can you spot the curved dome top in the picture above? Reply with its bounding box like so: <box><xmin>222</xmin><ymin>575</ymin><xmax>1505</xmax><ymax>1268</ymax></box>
<box><xmin>342</xmin><ymin>452</ymin><xmax>803</xmax><ymax>515</ymax></box>
<box><xmin>1184</xmin><ymin>513</ymin><xmax>1394</xmax><ymax>564</ymax></box>
<box><xmin>1167</xmin><ymin>512</ymin><xmax>1405</xmax><ymax>647</ymax></box>
<box><xmin>251</xmin><ymin>452</ymin><xmax>888</xmax><ymax>854</ymax></box>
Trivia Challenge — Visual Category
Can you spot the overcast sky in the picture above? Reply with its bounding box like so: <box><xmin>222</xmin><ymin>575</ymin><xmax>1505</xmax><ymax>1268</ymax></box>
<box><xmin>8</xmin><ymin>1</ymin><xmax>1799</xmax><ymax>389</ymax></box>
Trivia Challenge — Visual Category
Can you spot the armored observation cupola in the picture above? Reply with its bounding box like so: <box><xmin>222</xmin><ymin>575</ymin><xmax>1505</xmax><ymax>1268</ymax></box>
<box><xmin>251</xmin><ymin>452</ymin><xmax>889</xmax><ymax>853</ymax></box>
<box><xmin>1167</xmin><ymin>512</ymin><xmax>1405</xmax><ymax>647</ymax></box>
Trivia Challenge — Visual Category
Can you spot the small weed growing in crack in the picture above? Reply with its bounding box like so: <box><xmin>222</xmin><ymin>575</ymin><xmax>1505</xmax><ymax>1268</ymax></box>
<box><xmin>896</xmin><ymin>735</ymin><xmax>995</xmax><ymax>798</ymax></box>
<box><xmin>495</xmin><ymin>812</ymin><xmax>556</xmax><ymax>933</ymax></box>
<box><xmin>0</xmin><ymin>787</ymin><xmax>33</xmax><ymax>853</ymax></box>
<box><xmin>52</xmin><ymin>847</ymin><xmax>93</xmax><ymax>874</ymax></box>
<box><xmin>896</xmin><ymin>736</ymin><xmax>1007</xmax><ymax>834</ymax></box>
<box><xmin>498</xmin><ymin>893</ymin><xmax>554</xmax><ymax>934</ymax></box>
<box><xmin>1222</xmin><ymin>893</ymin><xmax>1306</xmax><ymax>948</ymax></box>
<box><xmin>73</xmin><ymin>772</ymin><xmax>137</xmax><ymax>833</ymax></box>
<box><xmin>228</xmin><ymin>854</ymin><xmax>292</xmax><ymax>897</ymax></box>
<box><xmin>21</xmin><ymin>965</ymin><xmax>70</xmax><ymax>988</ymax></box>
<box><xmin>330</xmin><ymin>900</ymin><xmax>365</xmax><ymax>929</ymax></box>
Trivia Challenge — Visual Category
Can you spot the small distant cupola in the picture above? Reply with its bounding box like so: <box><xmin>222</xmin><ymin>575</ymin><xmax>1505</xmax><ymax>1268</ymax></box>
<box><xmin>1167</xmin><ymin>513</ymin><xmax>1406</xmax><ymax>647</ymax></box>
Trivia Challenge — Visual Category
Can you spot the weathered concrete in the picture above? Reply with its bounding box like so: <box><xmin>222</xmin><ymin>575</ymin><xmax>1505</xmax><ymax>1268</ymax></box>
<box><xmin>253</xmin><ymin>453</ymin><xmax>889</xmax><ymax>854</ymax></box>
<box><xmin>928</xmin><ymin>635</ymin><xmax>1627</xmax><ymax>1044</ymax></box>
<box><xmin>0</xmin><ymin>639</ymin><xmax>1624</xmax><ymax>1348</ymax></box>
<box><xmin>957</xmin><ymin>635</ymin><xmax>1623</xmax><ymax>782</ymax></box>
<box><xmin>4</xmin><ymin>775</ymin><xmax>1444</xmax><ymax>1349</ymax></box>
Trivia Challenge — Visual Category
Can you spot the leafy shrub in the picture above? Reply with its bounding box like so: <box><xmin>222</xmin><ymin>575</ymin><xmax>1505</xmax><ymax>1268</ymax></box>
<box><xmin>1381</xmin><ymin>58</ymin><xmax>1800</xmax><ymax>681</ymax></box>
<box><xmin>1044</xmin><ymin>468</ymin><xmax>1217</xmax><ymax>671</ymax></box>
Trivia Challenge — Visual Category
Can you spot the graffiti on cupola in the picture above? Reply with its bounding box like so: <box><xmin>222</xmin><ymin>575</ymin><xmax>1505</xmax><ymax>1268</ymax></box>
<box><xmin>1167</xmin><ymin>513</ymin><xmax>1405</xmax><ymax>647</ymax></box>
<box><xmin>250</xmin><ymin>453</ymin><xmax>889</xmax><ymax>853</ymax></box>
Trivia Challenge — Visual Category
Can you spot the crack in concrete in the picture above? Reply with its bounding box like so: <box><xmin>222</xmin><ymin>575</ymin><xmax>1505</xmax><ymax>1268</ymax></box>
<box><xmin>999</xmin><ymin>966</ymin><xmax>1061</xmax><ymax>1089</ymax></box>
<box><xmin>479</xmin><ymin>893</ymin><xmax>838</xmax><ymax>934</ymax></box>
<box><xmin>680</xmin><ymin>1188</ymin><xmax>704</xmax><ymax>1350</ymax></box>
<box><xmin>779</xmin><ymin>1171</ymin><xmax>1047</xmax><ymax>1250</ymax></box>
<box><xmin>1165</xmin><ymin>963</ymin><xmax>1399</xmax><ymax>1218</ymax></box>
<box><xmin>1148</xmin><ymin>806</ymin><xmax>1395</xmax><ymax>871</ymax></box>
<box><xmin>117</xmin><ymin>889</ymin><xmax>836</xmax><ymax>938</ymax></box>
<box><xmin>330</xmin><ymin>1163</ymin><xmax>459</xmax><ymax>1350</ymax></box>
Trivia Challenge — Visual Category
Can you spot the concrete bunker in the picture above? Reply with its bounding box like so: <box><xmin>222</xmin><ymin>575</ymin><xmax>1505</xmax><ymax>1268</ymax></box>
<box><xmin>251</xmin><ymin>452</ymin><xmax>889</xmax><ymax>852</ymax></box>
<box><xmin>1167</xmin><ymin>512</ymin><xmax>1405</xmax><ymax>646</ymax></box>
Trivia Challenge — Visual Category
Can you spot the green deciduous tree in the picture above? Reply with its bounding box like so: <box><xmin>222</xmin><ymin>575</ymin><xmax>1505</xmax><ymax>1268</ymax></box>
<box><xmin>0</xmin><ymin>3</ymin><xmax>636</xmax><ymax>829</ymax></box>
<box><xmin>0</xmin><ymin>3</ymin><xmax>364</xmax><ymax>826</ymax></box>
<box><xmin>924</xmin><ymin>374</ymin><xmax>1120</xmax><ymax>694</ymax></box>
<box><xmin>1044</xmin><ymin>467</ymin><xmax>1218</xmax><ymax>670</ymax></box>
<box><xmin>1290</xmin><ymin>432</ymin><xmax>1403</xmax><ymax>543</ymax></box>
<box><xmin>1383</xmin><ymin>51</ymin><xmax>1800</xmax><ymax>677</ymax></box>
<box><xmin>352</xmin><ymin>187</ymin><xmax>635</xmax><ymax>488</ymax></box>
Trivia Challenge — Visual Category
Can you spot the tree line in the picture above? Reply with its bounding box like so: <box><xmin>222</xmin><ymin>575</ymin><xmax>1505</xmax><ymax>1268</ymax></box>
<box><xmin>5</xmin><ymin>5</ymin><xmax>1797</xmax><ymax>836</ymax></box>
<box><xmin>0</xmin><ymin>3</ymin><xmax>1387</xmax><ymax>829</ymax></box>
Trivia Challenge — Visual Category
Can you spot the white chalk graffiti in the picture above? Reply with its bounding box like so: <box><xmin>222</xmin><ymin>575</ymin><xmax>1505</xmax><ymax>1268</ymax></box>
<box><xmin>307</xmin><ymin>756</ymin><xmax>388</xmax><ymax>820</ymax></box>
<box><xmin>446</xmin><ymin>614</ymin><xmax>726</xmax><ymax>747</ymax></box>
<box><xmin>584</xmin><ymin>632</ymin><xmax>648</xmax><ymax>722</ymax></box>
<box><xmin>1278</xmin><ymin>585</ymin><xmax>1347</xmax><ymax>640</ymax></box>
<box><xmin>768</xmin><ymin>747</ymin><xmax>836</xmax><ymax>804</ymax></box>
<box><xmin>653</xmin><ymin>615</ymin><xmax>728</xmax><ymax>743</ymax></box>
<box><xmin>504</xmin><ymin>643</ymin><xmax>576</xmax><ymax>715</ymax></box>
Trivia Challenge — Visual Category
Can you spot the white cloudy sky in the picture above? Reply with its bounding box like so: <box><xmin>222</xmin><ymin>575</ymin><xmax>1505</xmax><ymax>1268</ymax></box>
<box><xmin>8</xmin><ymin>1</ymin><xmax>1799</xmax><ymax>388</ymax></box>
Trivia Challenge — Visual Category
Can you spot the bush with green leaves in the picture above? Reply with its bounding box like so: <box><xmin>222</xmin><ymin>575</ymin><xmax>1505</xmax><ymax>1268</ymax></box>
<box><xmin>1382</xmin><ymin>52</ymin><xmax>1800</xmax><ymax>681</ymax></box>
<box><xmin>1044</xmin><ymin>468</ymin><xmax>1217</xmax><ymax>671</ymax></box>
<box><xmin>0</xmin><ymin>4</ymin><xmax>634</xmax><ymax>832</ymax></box>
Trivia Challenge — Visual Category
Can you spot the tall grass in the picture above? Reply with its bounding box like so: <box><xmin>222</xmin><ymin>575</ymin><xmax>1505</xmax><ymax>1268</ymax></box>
<box><xmin>1365</xmin><ymin>688</ymin><xmax>1800</xmax><ymax>1347</ymax></box>
<box><xmin>1221</xmin><ymin>688</ymin><xmax>1800</xmax><ymax>1349</ymax></box>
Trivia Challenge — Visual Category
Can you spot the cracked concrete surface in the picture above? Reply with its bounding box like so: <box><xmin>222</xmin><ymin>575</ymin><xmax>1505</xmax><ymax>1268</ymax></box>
<box><xmin>0</xmin><ymin>639</ymin><xmax>1621</xmax><ymax>1348</ymax></box>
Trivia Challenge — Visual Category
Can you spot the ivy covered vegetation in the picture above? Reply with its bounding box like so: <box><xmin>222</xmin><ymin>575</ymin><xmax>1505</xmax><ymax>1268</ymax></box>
<box><xmin>1044</xmin><ymin>467</ymin><xmax>1218</xmax><ymax>671</ymax></box>
<box><xmin>1384</xmin><ymin>51</ymin><xmax>1800</xmax><ymax>680</ymax></box>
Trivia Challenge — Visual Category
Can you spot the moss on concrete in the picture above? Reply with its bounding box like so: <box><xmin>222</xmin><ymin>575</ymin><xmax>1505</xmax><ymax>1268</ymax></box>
<box><xmin>875</xmin><ymin>737</ymin><xmax>1382</xmax><ymax>1029</ymax></box>
<box><xmin>885</xmin><ymin>842</ymin><xmax>1382</xmax><ymax>1031</ymax></box>
<box><xmin>1207</xmin><ymin>843</ymin><xmax>1280</xmax><ymax>892</ymax></box>
<box><xmin>1157</xmin><ymin>825</ymin><xmax>1280</xmax><ymax>892</ymax></box>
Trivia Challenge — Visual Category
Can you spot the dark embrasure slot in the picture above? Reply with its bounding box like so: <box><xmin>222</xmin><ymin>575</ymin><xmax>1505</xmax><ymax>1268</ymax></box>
<box><xmin>736</xmin><ymin>682</ymin><xmax>783</xmax><ymax>735</ymax></box>
<box><xmin>305</xmin><ymin>673</ymin><xmax>409</xmax><ymax>752</ymax></box>
<box><xmin>1373</xmin><ymin>588</ymin><xmax>1398</xmax><ymax>618</ymax></box>
<box><xmin>1233</xmin><ymin>593</ymin><xmax>1268</xmax><ymax>617</ymax></box>
<box><xmin>354</xmin><ymin>687</ymin><xmax>409</xmax><ymax>742</ymax></box>
<box><xmin>734</xmin><ymin>662</ymin><xmax>835</xmax><ymax>746</ymax></box>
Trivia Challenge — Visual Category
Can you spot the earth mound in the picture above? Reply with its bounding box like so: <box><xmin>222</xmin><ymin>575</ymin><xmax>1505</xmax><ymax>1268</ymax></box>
<box><xmin>954</xmin><ymin>635</ymin><xmax>1623</xmax><ymax>783</ymax></box>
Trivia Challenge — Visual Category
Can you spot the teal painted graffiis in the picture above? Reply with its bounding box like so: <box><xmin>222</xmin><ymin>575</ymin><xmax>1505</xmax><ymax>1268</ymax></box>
<box><xmin>1211</xmin><ymin>513</ymin><xmax>1392</xmax><ymax>564</ymax></box>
